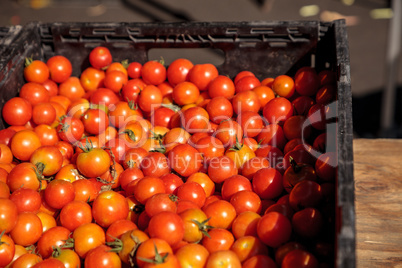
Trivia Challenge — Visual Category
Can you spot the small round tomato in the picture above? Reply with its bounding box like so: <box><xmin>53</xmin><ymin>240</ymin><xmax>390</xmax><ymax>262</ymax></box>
<box><xmin>294</xmin><ymin>66</ymin><xmax>320</xmax><ymax>96</ymax></box>
<box><xmin>7</xmin><ymin>162</ymin><xmax>41</xmax><ymax>192</ymax></box>
<box><xmin>89</xmin><ymin>46</ymin><xmax>112</xmax><ymax>69</ymax></box>
<box><xmin>19</xmin><ymin>82</ymin><xmax>50</xmax><ymax>105</ymax></box>
<box><xmin>257</xmin><ymin>123</ymin><xmax>287</xmax><ymax>151</ymax></box>
<box><xmin>202</xmin><ymin>200</ymin><xmax>236</xmax><ymax>229</ymax></box>
<box><xmin>205</xmin><ymin>249</ymin><xmax>241</xmax><ymax>268</ymax></box>
<box><xmin>252</xmin><ymin>167</ymin><xmax>283</xmax><ymax>200</ymax></box>
<box><xmin>10</xmin><ymin>129</ymin><xmax>42</xmax><ymax>161</ymax></box>
<box><xmin>132</xmin><ymin>176</ymin><xmax>166</xmax><ymax>204</ymax></box>
<box><xmin>168</xmin><ymin>144</ymin><xmax>202</xmax><ymax>177</ymax></box>
<box><xmin>230</xmin><ymin>190</ymin><xmax>262</xmax><ymax>215</ymax></box>
<box><xmin>73</xmin><ymin>223</ymin><xmax>106</xmax><ymax>258</ymax></box>
<box><xmin>281</xmin><ymin>249</ymin><xmax>319</xmax><ymax>268</ymax></box>
<box><xmin>232</xmin><ymin>90</ymin><xmax>261</xmax><ymax>114</ymax></box>
<box><xmin>2</xmin><ymin>97</ymin><xmax>33</xmax><ymax>127</ymax></box>
<box><xmin>283</xmin><ymin>115</ymin><xmax>311</xmax><ymax>141</ymax></box>
<box><xmin>176</xmin><ymin>243</ymin><xmax>209</xmax><ymax>268</ymax></box>
<box><xmin>135</xmin><ymin>238</ymin><xmax>173</xmax><ymax>267</ymax></box>
<box><xmin>141</xmin><ymin>60</ymin><xmax>166</xmax><ymax>85</ymax></box>
<box><xmin>252</xmin><ymin>85</ymin><xmax>276</xmax><ymax>108</ymax></box>
<box><xmin>10</xmin><ymin>212</ymin><xmax>43</xmax><ymax>246</ymax></box>
<box><xmin>148</xmin><ymin>211</ymin><xmax>184</xmax><ymax>247</ymax></box>
<box><xmin>207</xmin><ymin>155</ymin><xmax>238</xmax><ymax>184</ymax></box>
<box><xmin>0</xmin><ymin>231</ymin><xmax>15</xmax><ymax>267</ymax></box>
<box><xmin>176</xmin><ymin>181</ymin><xmax>206</xmax><ymax>208</ymax></box>
<box><xmin>167</xmin><ymin>58</ymin><xmax>193</xmax><ymax>86</ymax></box>
<box><xmin>127</xmin><ymin>61</ymin><xmax>142</xmax><ymax>79</ymax></box>
<box><xmin>145</xmin><ymin>193</ymin><xmax>178</xmax><ymax>217</ymax></box>
<box><xmin>289</xmin><ymin>180</ymin><xmax>322</xmax><ymax>211</ymax></box>
<box><xmin>9</xmin><ymin>188</ymin><xmax>41</xmax><ymax>213</ymax></box>
<box><xmin>272</xmin><ymin>74</ymin><xmax>295</xmax><ymax>98</ymax></box>
<box><xmin>59</xmin><ymin>200</ymin><xmax>93</xmax><ymax>231</ymax></box>
<box><xmin>81</xmin><ymin>108</ymin><xmax>110</xmax><ymax>135</ymax></box>
<box><xmin>30</xmin><ymin>145</ymin><xmax>63</xmax><ymax>176</ymax></box>
<box><xmin>172</xmin><ymin>81</ymin><xmax>200</xmax><ymax>106</ymax></box>
<box><xmin>263</xmin><ymin>97</ymin><xmax>294</xmax><ymax>124</ymax></box>
<box><xmin>24</xmin><ymin>58</ymin><xmax>49</xmax><ymax>84</ymax></box>
<box><xmin>89</xmin><ymin>87</ymin><xmax>120</xmax><ymax>109</ymax></box>
<box><xmin>188</xmin><ymin>63</ymin><xmax>219</xmax><ymax>91</ymax></box>
<box><xmin>58</xmin><ymin>77</ymin><xmax>86</xmax><ymax>101</ymax></box>
<box><xmin>37</xmin><ymin>226</ymin><xmax>71</xmax><ymax>258</ymax></box>
<box><xmin>92</xmin><ymin>190</ymin><xmax>129</xmax><ymax>228</ymax></box>
<box><xmin>44</xmin><ymin>179</ymin><xmax>75</xmax><ymax>209</ymax></box>
<box><xmin>202</xmin><ymin>228</ymin><xmax>235</xmax><ymax>253</ymax></box>
<box><xmin>231</xmin><ymin>236</ymin><xmax>269</xmax><ymax>263</ymax></box>
<box><xmin>84</xmin><ymin>245</ymin><xmax>121</xmax><ymax>268</ymax></box>
<box><xmin>104</xmin><ymin>70</ymin><xmax>128</xmax><ymax>93</ymax></box>
<box><xmin>221</xmin><ymin>175</ymin><xmax>252</xmax><ymax>201</ymax></box>
<box><xmin>242</xmin><ymin>254</ymin><xmax>277</xmax><ymax>268</ymax></box>
<box><xmin>140</xmin><ymin>152</ymin><xmax>170</xmax><ymax>178</ymax></box>
<box><xmin>234</xmin><ymin>70</ymin><xmax>255</xmax><ymax>84</ymax></box>
<box><xmin>215</xmin><ymin>119</ymin><xmax>243</xmax><ymax>148</ymax></box>
<box><xmin>76</xmin><ymin>146</ymin><xmax>111</xmax><ymax>178</ymax></box>
<box><xmin>138</xmin><ymin>85</ymin><xmax>163</xmax><ymax>113</ymax></box>
<box><xmin>257</xmin><ymin>211</ymin><xmax>292</xmax><ymax>248</ymax></box>
<box><xmin>0</xmin><ymin>198</ymin><xmax>18</xmax><ymax>233</ymax></box>
<box><xmin>231</xmin><ymin>211</ymin><xmax>261</xmax><ymax>239</ymax></box>
<box><xmin>208</xmin><ymin>75</ymin><xmax>235</xmax><ymax>99</ymax></box>
<box><xmin>241</xmin><ymin>156</ymin><xmax>270</xmax><ymax>180</ymax></box>
<box><xmin>235</xmin><ymin>75</ymin><xmax>261</xmax><ymax>93</ymax></box>
<box><xmin>181</xmin><ymin>106</ymin><xmax>210</xmax><ymax>134</ymax></box>
<box><xmin>315</xmin><ymin>151</ymin><xmax>337</xmax><ymax>181</ymax></box>
<box><xmin>80</xmin><ymin>67</ymin><xmax>105</xmax><ymax>91</ymax></box>
<box><xmin>47</xmin><ymin>55</ymin><xmax>72</xmax><ymax>83</ymax></box>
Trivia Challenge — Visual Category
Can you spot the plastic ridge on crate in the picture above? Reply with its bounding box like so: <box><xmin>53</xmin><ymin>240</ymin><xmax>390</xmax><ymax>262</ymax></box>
<box><xmin>0</xmin><ymin>25</ymin><xmax>23</xmax><ymax>70</ymax></box>
<box><xmin>0</xmin><ymin>20</ymin><xmax>355</xmax><ymax>267</ymax></box>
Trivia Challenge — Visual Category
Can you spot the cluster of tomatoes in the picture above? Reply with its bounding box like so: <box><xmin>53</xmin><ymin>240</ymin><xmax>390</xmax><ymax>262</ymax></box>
<box><xmin>0</xmin><ymin>45</ymin><xmax>338</xmax><ymax>268</ymax></box>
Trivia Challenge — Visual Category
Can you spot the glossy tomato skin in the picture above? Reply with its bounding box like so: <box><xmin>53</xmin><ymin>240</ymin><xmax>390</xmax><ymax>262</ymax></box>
<box><xmin>0</xmin><ymin>198</ymin><xmax>18</xmax><ymax>233</ymax></box>
<box><xmin>9</xmin><ymin>188</ymin><xmax>41</xmax><ymax>213</ymax></box>
<box><xmin>167</xmin><ymin>58</ymin><xmax>194</xmax><ymax>86</ymax></box>
<box><xmin>47</xmin><ymin>55</ymin><xmax>73</xmax><ymax>83</ymax></box>
<box><xmin>148</xmin><ymin>211</ymin><xmax>185</xmax><ymax>247</ymax></box>
<box><xmin>73</xmin><ymin>223</ymin><xmax>106</xmax><ymax>258</ymax></box>
<box><xmin>281</xmin><ymin>249</ymin><xmax>319</xmax><ymax>268</ymax></box>
<box><xmin>37</xmin><ymin>226</ymin><xmax>71</xmax><ymax>258</ymax></box>
<box><xmin>10</xmin><ymin>212</ymin><xmax>43</xmax><ymax>246</ymax></box>
<box><xmin>84</xmin><ymin>245</ymin><xmax>121</xmax><ymax>268</ymax></box>
<box><xmin>24</xmin><ymin>59</ymin><xmax>49</xmax><ymax>84</ymax></box>
<box><xmin>2</xmin><ymin>97</ymin><xmax>32</xmax><ymax>126</ymax></box>
<box><xmin>92</xmin><ymin>190</ymin><xmax>129</xmax><ymax>228</ymax></box>
<box><xmin>208</xmin><ymin>75</ymin><xmax>235</xmax><ymax>99</ymax></box>
<box><xmin>263</xmin><ymin>97</ymin><xmax>294</xmax><ymax>124</ymax></box>
<box><xmin>188</xmin><ymin>63</ymin><xmax>219</xmax><ymax>91</ymax></box>
<box><xmin>205</xmin><ymin>250</ymin><xmax>241</xmax><ymax>268</ymax></box>
<box><xmin>294</xmin><ymin>67</ymin><xmax>320</xmax><ymax>96</ymax></box>
<box><xmin>141</xmin><ymin>60</ymin><xmax>166</xmax><ymax>85</ymax></box>
<box><xmin>168</xmin><ymin>144</ymin><xmax>202</xmax><ymax>177</ymax></box>
<box><xmin>272</xmin><ymin>75</ymin><xmax>295</xmax><ymax>98</ymax></box>
<box><xmin>252</xmin><ymin>167</ymin><xmax>283</xmax><ymax>200</ymax></box>
<box><xmin>76</xmin><ymin>147</ymin><xmax>111</xmax><ymax>178</ymax></box>
<box><xmin>60</xmin><ymin>200</ymin><xmax>93</xmax><ymax>231</ymax></box>
<box><xmin>10</xmin><ymin>129</ymin><xmax>42</xmax><ymax>161</ymax></box>
<box><xmin>257</xmin><ymin>211</ymin><xmax>292</xmax><ymax>248</ymax></box>
<box><xmin>89</xmin><ymin>46</ymin><xmax>112</xmax><ymax>69</ymax></box>
<box><xmin>44</xmin><ymin>179</ymin><xmax>75</xmax><ymax>210</ymax></box>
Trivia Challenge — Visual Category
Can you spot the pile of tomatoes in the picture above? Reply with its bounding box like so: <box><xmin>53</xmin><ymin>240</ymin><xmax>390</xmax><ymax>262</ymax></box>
<box><xmin>0</xmin><ymin>46</ymin><xmax>338</xmax><ymax>268</ymax></box>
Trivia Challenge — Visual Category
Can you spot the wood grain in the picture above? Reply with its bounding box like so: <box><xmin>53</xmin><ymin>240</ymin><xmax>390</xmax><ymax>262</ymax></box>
<box><xmin>354</xmin><ymin>139</ymin><xmax>402</xmax><ymax>267</ymax></box>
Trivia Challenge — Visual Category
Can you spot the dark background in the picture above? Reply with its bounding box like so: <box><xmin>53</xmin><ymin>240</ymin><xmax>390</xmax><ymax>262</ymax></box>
<box><xmin>0</xmin><ymin>0</ymin><xmax>401</xmax><ymax>138</ymax></box>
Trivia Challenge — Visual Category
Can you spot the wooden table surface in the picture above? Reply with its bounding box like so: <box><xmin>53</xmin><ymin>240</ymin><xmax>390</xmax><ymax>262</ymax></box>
<box><xmin>354</xmin><ymin>139</ymin><xmax>402</xmax><ymax>267</ymax></box>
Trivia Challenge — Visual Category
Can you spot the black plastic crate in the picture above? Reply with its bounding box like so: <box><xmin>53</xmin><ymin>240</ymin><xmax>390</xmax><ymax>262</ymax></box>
<box><xmin>0</xmin><ymin>25</ymin><xmax>22</xmax><ymax>69</ymax></box>
<box><xmin>0</xmin><ymin>20</ymin><xmax>355</xmax><ymax>267</ymax></box>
